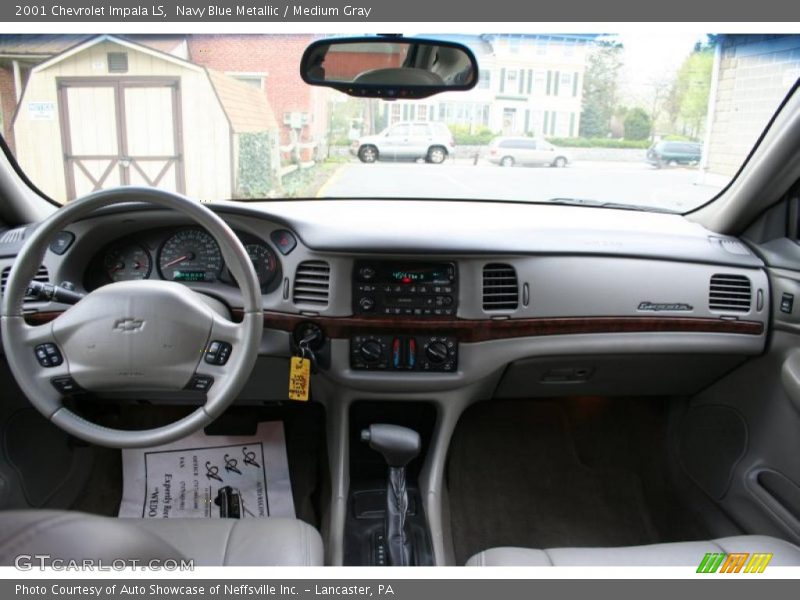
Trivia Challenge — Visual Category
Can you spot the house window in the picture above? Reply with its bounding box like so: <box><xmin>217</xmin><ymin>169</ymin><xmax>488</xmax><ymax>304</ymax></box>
<box><xmin>478</xmin><ymin>69</ymin><xmax>491</xmax><ymax>89</ymax></box>
<box><xmin>559</xmin><ymin>73</ymin><xmax>572</xmax><ymax>95</ymax></box>
<box><xmin>417</xmin><ymin>105</ymin><xmax>428</xmax><ymax>121</ymax></box>
<box><xmin>391</xmin><ymin>104</ymin><xmax>402</xmax><ymax>124</ymax></box>
<box><xmin>506</xmin><ymin>70</ymin><xmax>518</xmax><ymax>89</ymax></box>
<box><xmin>534</xmin><ymin>71</ymin><xmax>546</xmax><ymax>94</ymax></box>
<box><xmin>228</xmin><ymin>72</ymin><xmax>267</xmax><ymax>90</ymax></box>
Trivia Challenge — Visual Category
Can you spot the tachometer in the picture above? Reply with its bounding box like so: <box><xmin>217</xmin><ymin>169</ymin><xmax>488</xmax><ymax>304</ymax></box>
<box><xmin>245</xmin><ymin>243</ymin><xmax>279</xmax><ymax>288</ymax></box>
<box><xmin>103</xmin><ymin>242</ymin><xmax>152</xmax><ymax>282</ymax></box>
<box><xmin>158</xmin><ymin>229</ymin><xmax>223</xmax><ymax>283</ymax></box>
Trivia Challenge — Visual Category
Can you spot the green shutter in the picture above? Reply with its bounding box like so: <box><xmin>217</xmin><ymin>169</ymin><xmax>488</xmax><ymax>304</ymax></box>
<box><xmin>518</xmin><ymin>70</ymin><xmax>524</xmax><ymax>94</ymax></box>
<box><xmin>543</xmin><ymin>111</ymin><xmax>549</xmax><ymax>132</ymax></box>
<box><xmin>551</xmin><ymin>111</ymin><xmax>557</xmax><ymax>135</ymax></box>
<box><xmin>527</xmin><ymin>69</ymin><xmax>533</xmax><ymax>94</ymax></box>
<box><xmin>573</xmin><ymin>72</ymin><xmax>579</xmax><ymax>97</ymax></box>
<box><xmin>546</xmin><ymin>71</ymin><xmax>552</xmax><ymax>95</ymax></box>
<box><xmin>500</xmin><ymin>68</ymin><xmax>506</xmax><ymax>93</ymax></box>
<box><xmin>553</xmin><ymin>71</ymin><xmax>560</xmax><ymax>96</ymax></box>
<box><xmin>569</xmin><ymin>113</ymin><xmax>575</xmax><ymax>137</ymax></box>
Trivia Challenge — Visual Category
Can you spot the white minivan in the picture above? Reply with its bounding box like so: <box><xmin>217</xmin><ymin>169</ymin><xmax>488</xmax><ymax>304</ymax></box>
<box><xmin>487</xmin><ymin>136</ymin><xmax>571</xmax><ymax>167</ymax></box>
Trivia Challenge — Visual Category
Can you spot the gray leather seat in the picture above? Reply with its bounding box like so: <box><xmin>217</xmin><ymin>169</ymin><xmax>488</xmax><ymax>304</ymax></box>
<box><xmin>0</xmin><ymin>510</ymin><xmax>324</xmax><ymax>566</ymax></box>
<box><xmin>467</xmin><ymin>536</ymin><xmax>800</xmax><ymax>566</ymax></box>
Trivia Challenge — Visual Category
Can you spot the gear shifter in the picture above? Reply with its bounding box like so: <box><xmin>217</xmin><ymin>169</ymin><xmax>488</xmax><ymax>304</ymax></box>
<box><xmin>361</xmin><ymin>423</ymin><xmax>421</xmax><ymax>566</ymax></box>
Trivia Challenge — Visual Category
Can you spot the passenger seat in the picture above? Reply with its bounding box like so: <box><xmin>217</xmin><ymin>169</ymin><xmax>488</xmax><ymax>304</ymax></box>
<box><xmin>466</xmin><ymin>536</ymin><xmax>800</xmax><ymax>566</ymax></box>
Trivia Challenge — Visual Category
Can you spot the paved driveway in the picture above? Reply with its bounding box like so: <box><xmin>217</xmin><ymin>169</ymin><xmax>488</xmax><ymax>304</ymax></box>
<box><xmin>317</xmin><ymin>158</ymin><xmax>726</xmax><ymax>213</ymax></box>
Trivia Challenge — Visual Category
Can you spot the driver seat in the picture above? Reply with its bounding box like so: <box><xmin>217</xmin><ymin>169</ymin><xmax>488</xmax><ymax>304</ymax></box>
<box><xmin>0</xmin><ymin>510</ymin><xmax>324</xmax><ymax>566</ymax></box>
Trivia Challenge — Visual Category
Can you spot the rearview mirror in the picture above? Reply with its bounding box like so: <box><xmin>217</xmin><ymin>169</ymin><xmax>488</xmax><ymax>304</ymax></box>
<box><xmin>300</xmin><ymin>36</ymin><xmax>479</xmax><ymax>99</ymax></box>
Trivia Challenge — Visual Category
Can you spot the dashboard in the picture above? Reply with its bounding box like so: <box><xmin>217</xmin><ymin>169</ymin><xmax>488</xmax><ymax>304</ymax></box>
<box><xmin>0</xmin><ymin>198</ymin><xmax>772</xmax><ymax>399</ymax></box>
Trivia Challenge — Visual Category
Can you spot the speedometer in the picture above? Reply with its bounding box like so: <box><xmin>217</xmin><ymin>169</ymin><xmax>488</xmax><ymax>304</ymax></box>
<box><xmin>158</xmin><ymin>229</ymin><xmax>223</xmax><ymax>283</ymax></box>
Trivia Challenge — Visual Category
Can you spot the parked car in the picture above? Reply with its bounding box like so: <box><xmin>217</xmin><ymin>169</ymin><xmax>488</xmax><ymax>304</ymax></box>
<box><xmin>646</xmin><ymin>140</ymin><xmax>703</xmax><ymax>167</ymax></box>
<box><xmin>351</xmin><ymin>121</ymin><xmax>455</xmax><ymax>164</ymax></box>
<box><xmin>487</xmin><ymin>136</ymin><xmax>571</xmax><ymax>167</ymax></box>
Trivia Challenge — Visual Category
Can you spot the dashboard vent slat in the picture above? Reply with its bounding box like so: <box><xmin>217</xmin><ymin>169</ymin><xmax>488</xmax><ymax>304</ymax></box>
<box><xmin>0</xmin><ymin>265</ymin><xmax>49</xmax><ymax>300</ymax></box>
<box><xmin>482</xmin><ymin>263</ymin><xmax>519</xmax><ymax>311</ymax></box>
<box><xmin>709</xmin><ymin>273</ymin><xmax>751</xmax><ymax>313</ymax></box>
<box><xmin>293</xmin><ymin>261</ymin><xmax>330</xmax><ymax>306</ymax></box>
<box><xmin>0</xmin><ymin>227</ymin><xmax>27</xmax><ymax>245</ymax></box>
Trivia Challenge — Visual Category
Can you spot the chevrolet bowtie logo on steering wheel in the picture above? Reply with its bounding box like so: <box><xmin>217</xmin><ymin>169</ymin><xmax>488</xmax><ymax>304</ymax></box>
<box><xmin>113</xmin><ymin>318</ymin><xmax>145</xmax><ymax>332</ymax></box>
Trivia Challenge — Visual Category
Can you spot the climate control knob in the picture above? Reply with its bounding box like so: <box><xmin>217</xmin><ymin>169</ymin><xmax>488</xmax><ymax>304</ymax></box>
<box><xmin>358</xmin><ymin>296</ymin><xmax>375</xmax><ymax>312</ymax></box>
<box><xmin>359</xmin><ymin>340</ymin><xmax>384</xmax><ymax>365</ymax></box>
<box><xmin>425</xmin><ymin>341</ymin><xmax>449</xmax><ymax>365</ymax></box>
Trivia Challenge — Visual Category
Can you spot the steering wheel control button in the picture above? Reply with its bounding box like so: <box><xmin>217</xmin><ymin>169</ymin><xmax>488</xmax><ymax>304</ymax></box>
<box><xmin>270</xmin><ymin>229</ymin><xmax>297</xmax><ymax>255</ymax></box>
<box><xmin>34</xmin><ymin>343</ymin><xmax>63</xmax><ymax>367</ymax></box>
<box><xmin>51</xmin><ymin>376</ymin><xmax>80</xmax><ymax>395</ymax></box>
<box><xmin>204</xmin><ymin>341</ymin><xmax>232</xmax><ymax>365</ymax></box>
<box><xmin>187</xmin><ymin>375</ymin><xmax>214</xmax><ymax>392</ymax></box>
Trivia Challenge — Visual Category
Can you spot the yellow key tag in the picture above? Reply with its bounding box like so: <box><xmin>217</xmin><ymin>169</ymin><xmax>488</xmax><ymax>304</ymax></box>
<box><xmin>288</xmin><ymin>356</ymin><xmax>311</xmax><ymax>401</ymax></box>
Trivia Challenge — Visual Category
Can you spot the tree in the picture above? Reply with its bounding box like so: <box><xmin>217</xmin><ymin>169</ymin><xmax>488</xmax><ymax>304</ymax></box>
<box><xmin>623</xmin><ymin>107</ymin><xmax>652</xmax><ymax>140</ymax></box>
<box><xmin>579</xmin><ymin>41</ymin><xmax>624</xmax><ymax>138</ymax></box>
<box><xmin>665</xmin><ymin>44</ymin><xmax>714</xmax><ymax>138</ymax></box>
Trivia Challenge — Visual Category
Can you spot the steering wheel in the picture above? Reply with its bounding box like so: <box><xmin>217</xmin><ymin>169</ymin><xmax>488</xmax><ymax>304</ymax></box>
<box><xmin>0</xmin><ymin>187</ymin><xmax>264</xmax><ymax>448</ymax></box>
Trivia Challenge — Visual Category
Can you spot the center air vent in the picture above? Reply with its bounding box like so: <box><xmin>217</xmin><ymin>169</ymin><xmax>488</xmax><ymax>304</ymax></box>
<box><xmin>1</xmin><ymin>265</ymin><xmax>49</xmax><ymax>299</ymax></box>
<box><xmin>709</xmin><ymin>273</ymin><xmax>752</xmax><ymax>313</ymax></box>
<box><xmin>293</xmin><ymin>261</ymin><xmax>330</xmax><ymax>306</ymax></box>
<box><xmin>482</xmin><ymin>263</ymin><xmax>519</xmax><ymax>311</ymax></box>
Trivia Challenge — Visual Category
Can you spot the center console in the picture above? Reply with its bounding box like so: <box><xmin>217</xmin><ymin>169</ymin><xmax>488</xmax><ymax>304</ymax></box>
<box><xmin>350</xmin><ymin>260</ymin><xmax>459</xmax><ymax>373</ymax></box>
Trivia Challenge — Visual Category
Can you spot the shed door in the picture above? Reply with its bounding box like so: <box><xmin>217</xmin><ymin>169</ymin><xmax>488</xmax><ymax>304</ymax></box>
<box><xmin>60</xmin><ymin>79</ymin><xmax>184</xmax><ymax>200</ymax></box>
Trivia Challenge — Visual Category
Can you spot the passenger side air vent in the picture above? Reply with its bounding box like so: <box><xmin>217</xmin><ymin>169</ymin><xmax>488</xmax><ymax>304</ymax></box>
<box><xmin>293</xmin><ymin>261</ymin><xmax>330</xmax><ymax>306</ymax></box>
<box><xmin>709</xmin><ymin>274</ymin><xmax>752</xmax><ymax>313</ymax></box>
<box><xmin>482</xmin><ymin>263</ymin><xmax>519</xmax><ymax>311</ymax></box>
<box><xmin>0</xmin><ymin>265</ymin><xmax>49</xmax><ymax>299</ymax></box>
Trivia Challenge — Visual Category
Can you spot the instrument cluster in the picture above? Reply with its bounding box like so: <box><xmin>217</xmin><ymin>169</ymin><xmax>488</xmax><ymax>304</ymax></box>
<box><xmin>85</xmin><ymin>227</ymin><xmax>281</xmax><ymax>293</ymax></box>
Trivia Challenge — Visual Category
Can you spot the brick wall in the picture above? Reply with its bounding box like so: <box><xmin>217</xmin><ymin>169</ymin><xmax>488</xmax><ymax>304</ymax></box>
<box><xmin>187</xmin><ymin>34</ymin><xmax>328</xmax><ymax>146</ymax></box>
<box><xmin>707</xmin><ymin>35</ymin><xmax>800</xmax><ymax>177</ymax></box>
<box><xmin>0</xmin><ymin>66</ymin><xmax>18</xmax><ymax>152</ymax></box>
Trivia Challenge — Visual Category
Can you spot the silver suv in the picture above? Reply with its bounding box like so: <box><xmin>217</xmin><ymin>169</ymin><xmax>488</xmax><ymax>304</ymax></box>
<box><xmin>352</xmin><ymin>122</ymin><xmax>455</xmax><ymax>164</ymax></box>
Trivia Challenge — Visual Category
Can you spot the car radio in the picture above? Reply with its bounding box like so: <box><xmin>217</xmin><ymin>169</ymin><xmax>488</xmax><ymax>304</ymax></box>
<box><xmin>352</xmin><ymin>260</ymin><xmax>457</xmax><ymax>317</ymax></box>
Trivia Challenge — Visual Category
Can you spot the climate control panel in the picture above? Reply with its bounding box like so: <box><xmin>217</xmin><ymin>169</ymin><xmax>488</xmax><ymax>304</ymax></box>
<box><xmin>350</xmin><ymin>335</ymin><xmax>458</xmax><ymax>372</ymax></box>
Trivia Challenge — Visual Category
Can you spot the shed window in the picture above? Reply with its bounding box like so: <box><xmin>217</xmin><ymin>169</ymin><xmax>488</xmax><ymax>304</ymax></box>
<box><xmin>107</xmin><ymin>52</ymin><xmax>128</xmax><ymax>73</ymax></box>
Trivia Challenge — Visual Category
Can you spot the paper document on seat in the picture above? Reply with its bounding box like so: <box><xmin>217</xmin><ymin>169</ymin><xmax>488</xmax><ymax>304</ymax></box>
<box><xmin>119</xmin><ymin>421</ymin><xmax>294</xmax><ymax>519</ymax></box>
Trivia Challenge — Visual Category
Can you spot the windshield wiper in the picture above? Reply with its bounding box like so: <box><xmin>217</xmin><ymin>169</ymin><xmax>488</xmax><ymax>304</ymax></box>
<box><xmin>545</xmin><ymin>197</ymin><xmax>679</xmax><ymax>214</ymax></box>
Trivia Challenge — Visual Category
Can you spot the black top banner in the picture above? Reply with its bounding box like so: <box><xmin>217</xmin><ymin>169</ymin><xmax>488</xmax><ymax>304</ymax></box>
<box><xmin>3</xmin><ymin>0</ymin><xmax>800</xmax><ymax>22</ymax></box>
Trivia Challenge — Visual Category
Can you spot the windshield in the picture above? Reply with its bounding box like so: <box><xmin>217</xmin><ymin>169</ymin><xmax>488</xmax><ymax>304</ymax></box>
<box><xmin>2</xmin><ymin>33</ymin><xmax>799</xmax><ymax>213</ymax></box>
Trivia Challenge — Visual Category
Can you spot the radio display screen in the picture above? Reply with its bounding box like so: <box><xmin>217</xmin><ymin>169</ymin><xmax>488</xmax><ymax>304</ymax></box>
<box><xmin>389</xmin><ymin>265</ymin><xmax>451</xmax><ymax>284</ymax></box>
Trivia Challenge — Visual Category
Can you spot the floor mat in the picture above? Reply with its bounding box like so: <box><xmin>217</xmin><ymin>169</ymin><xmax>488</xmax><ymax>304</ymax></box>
<box><xmin>447</xmin><ymin>401</ymin><xmax>672</xmax><ymax>565</ymax></box>
<box><xmin>119</xmin><ymin>421</ymin><xmax>294</xmax><ymax>519</ymax></box>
